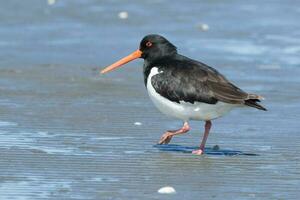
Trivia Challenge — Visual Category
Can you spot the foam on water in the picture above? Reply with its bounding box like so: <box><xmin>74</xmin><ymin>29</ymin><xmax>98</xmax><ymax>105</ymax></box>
<box><xmin>0</xmin><ymin>130</ymin><xmax>93</xmax><ymax>155</ymax></box>
<box><xmin>0</xmin><ymin>178</ymin><xmax>72</xmax><ymax>199</ymax></box>
<box><xmin>0</xmin><ymin>121</ymin><xmax>18</xmax><ymax>127</ymax></box>
<box><xmin>95</xmin><ymin>136</ymin><xmax>135</xmax><ymax>140</ymax></box>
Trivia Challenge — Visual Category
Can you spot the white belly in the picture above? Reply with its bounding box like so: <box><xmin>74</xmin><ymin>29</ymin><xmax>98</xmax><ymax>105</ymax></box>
<box><xmin>146</xmin><ymin>67</ymin><xmax>237</xmax><ymax>121</ymax></box>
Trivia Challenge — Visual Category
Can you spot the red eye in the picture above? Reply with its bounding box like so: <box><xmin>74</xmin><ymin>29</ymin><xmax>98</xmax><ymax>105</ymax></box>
<box><xmin>146</xmin><ymin>41</ymin><xmax>152</xmax><ymax>47</ymax></box>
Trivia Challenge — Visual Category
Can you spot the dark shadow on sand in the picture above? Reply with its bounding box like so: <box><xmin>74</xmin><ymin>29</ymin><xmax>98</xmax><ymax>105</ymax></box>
<box><xmin>153</xmin><ymin>144</ymin><xmax>259</xmax><ymax>156</ymax></box>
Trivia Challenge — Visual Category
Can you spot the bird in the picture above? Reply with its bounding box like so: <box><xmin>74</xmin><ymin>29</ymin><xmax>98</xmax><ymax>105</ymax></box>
<box><xmin>101</xmin><ymin>34</ymin><xmax>266</xmax><ymax>155</ymax></box>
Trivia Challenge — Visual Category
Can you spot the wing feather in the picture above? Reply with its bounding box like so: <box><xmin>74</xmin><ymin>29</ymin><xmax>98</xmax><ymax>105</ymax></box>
<box><xmin>150</xmin><ymin>58</ymin><xmax>262</xmax><ymax>108</ymax></box>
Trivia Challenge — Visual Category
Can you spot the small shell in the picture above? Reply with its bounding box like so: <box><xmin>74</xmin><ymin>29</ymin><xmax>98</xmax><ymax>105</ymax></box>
<box><xmin>47</xmin><ymin>0</ymin><xmax>56</xmax><ymax>5</ymax></box>
<box><xmin>134</xmin><ymin>122</ymin><xmax>142</xmax><ymax>126</ymax></box>
<box><xmin>197</xmin><ymin>23</ymin><xmax>209</xmax><ymax>31</ymax></box>
<box><xmin>118</xmin><ymin>11</ymin><xmax>128</xmax><ymax>19</ymax></box>
<box><xmin>158</xmin><ymin>186</ymin><xmax>176</xmax><ymax>194</ymax></box>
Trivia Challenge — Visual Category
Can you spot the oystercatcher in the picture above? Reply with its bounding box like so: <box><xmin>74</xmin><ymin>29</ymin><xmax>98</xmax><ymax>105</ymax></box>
<box><xmin>101</xmin><ymin>34</ymin><xmax>266</xmax><ymax>155</ymax></box>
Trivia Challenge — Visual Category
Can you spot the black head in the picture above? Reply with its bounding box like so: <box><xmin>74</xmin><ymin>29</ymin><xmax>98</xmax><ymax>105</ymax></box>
<box><xmin>139</xmin><ymin>34</ymin><xmax>177</xmax><ymax>62</ymax></box>
<box><xmin>101</xmin><ymin>34</ymin><xmax>177</xmax><ymax>74</ymax></box>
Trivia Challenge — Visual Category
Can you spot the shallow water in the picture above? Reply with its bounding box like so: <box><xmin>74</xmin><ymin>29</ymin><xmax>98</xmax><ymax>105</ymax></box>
<box><xmin>0</xmin><ymin>0</ymin><xmax>300</xmax><ymax>199</ymax></box>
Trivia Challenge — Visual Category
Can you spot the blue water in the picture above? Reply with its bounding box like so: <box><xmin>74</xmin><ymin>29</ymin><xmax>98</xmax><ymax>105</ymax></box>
<box><xmin>0</xmin><ymin>0</ymin><xmax>300</xmax><ymax>199</ymax></box>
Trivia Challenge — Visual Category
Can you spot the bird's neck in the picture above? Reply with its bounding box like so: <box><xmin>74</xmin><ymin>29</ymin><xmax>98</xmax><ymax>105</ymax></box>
<box><xmin>143</xmin><ymin>60</ymin><xmax>154</xmax><ymax>86</ymax></box>
<box><xmin>142</xmin><ymin>54</ymin><xmax>179</xmax><ymax>86</ymax></box>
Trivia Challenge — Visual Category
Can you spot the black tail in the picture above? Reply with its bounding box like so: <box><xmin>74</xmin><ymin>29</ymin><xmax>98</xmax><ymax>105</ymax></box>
<box><xmin>245</xmin><ymin>99</ymin><xmax>267</xmax><ymax>111</ymax></box>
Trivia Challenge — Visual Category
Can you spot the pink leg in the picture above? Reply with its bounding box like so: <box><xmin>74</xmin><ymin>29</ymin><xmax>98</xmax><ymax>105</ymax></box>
<box><xmin>158</xmin><ymin>122</ymin><xmax>190</xmax><ymax>144</ymax></box>
<box><xmin>192</xmin><ymin>120</ymin><xmax>212</xmax><ymax>155</ymax></box>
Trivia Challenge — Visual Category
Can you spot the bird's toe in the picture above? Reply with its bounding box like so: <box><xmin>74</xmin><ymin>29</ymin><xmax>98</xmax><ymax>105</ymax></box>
<box><xmin>158</xmin><ymin>133</ymin><xmax>172</xmax><ymax>145</ymax></box>
<box><xmin>192</xmin><ymin>149</ymin><xmax>204</xmax><ymax>155</ymax></box>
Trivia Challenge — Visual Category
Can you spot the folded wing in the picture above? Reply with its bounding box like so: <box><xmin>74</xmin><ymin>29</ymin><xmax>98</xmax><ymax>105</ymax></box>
<box><xmin>151</xmin><ymin>61</ymin><xmax>266</xmax><ymax>110</ymax></box>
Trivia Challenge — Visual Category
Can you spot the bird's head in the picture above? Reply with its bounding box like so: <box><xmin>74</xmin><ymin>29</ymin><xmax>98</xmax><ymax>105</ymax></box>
<box><xmin>101</xmin><ymin>34</ymin><xmax>177</xmax><ymax>74</ymax></box>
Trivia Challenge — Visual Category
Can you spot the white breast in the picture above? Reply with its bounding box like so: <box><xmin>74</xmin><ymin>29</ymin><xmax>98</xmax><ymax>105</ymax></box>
<box><xmin>146</xmin><ymin>67</ymin><xmax>237</xmax><ymax>122</ymax></box>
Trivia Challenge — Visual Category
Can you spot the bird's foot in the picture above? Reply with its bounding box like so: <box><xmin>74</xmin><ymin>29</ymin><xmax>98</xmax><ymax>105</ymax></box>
<box><xmin>192</xmin><ymin>149</ymin><xmax>204</xmax><ymax>155</ymax></box>
<box><xmin>158</xmin><ymin>132</ymin><xmax>173</xmax><ymax>144</ymax></box>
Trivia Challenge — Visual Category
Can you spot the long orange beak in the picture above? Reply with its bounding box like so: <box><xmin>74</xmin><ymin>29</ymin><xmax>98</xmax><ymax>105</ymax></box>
<box><xmin>101</xmin><ymin>49</ymin><xmax>142</xmax><ymax>74</ymax></box>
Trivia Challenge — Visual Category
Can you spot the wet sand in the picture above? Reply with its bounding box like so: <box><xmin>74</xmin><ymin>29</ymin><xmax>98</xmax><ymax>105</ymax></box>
<box><xmin>0</xmin><ymin>0</ymin><xmax>300</xmax><ymax>199</ymax></box>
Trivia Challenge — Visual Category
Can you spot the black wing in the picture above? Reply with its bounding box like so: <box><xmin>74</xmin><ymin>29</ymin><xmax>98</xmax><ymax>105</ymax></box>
<box><xmin>151</xmin><ymin>58</ymin><xmax>266</xmax><ymax>110</ymax></box>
